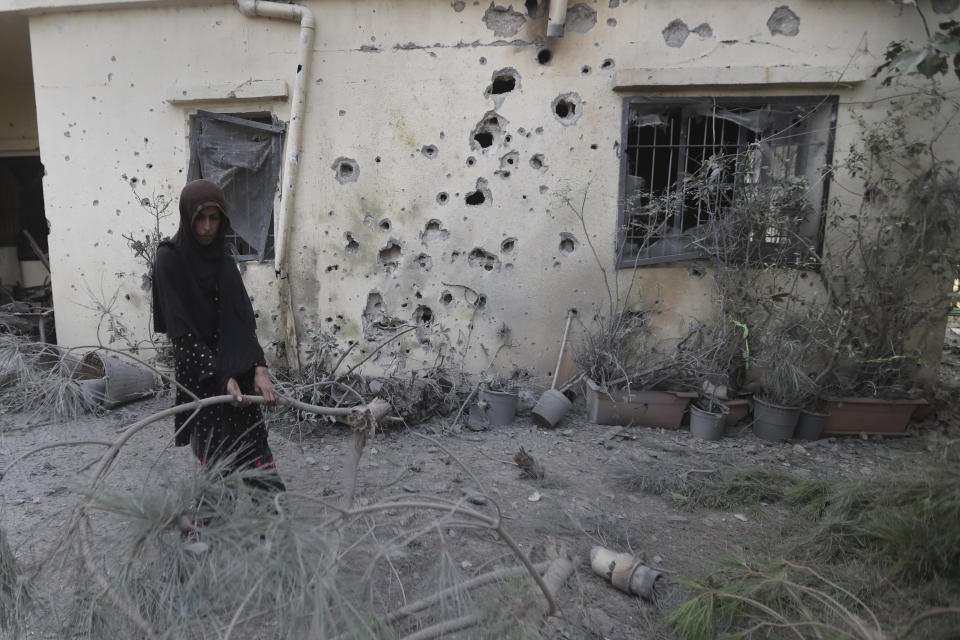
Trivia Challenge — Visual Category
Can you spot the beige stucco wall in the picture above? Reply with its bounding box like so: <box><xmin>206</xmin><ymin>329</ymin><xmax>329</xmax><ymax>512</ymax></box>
<box><xmin>11</xmin><ymin>0</ymin><xmax>956</xmax><ymax>381</ymax></box>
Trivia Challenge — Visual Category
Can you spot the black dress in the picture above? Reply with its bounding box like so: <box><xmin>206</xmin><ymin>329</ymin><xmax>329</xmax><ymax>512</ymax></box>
<box><xmin>153</xmin><ymin>179</ymin><xmax>284</xmax><ymax>493</ymax></box>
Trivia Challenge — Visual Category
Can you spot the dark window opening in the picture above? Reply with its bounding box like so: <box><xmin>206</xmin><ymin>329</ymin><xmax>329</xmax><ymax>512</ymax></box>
<box><xmin>0</xmin><ymin>155</ymin><xmax>47</xmax><ymax>270</ymax></box>
<box><xmin>188</xmin><ymin>110</ymin><xmax>284</xmax><ymax>262</ymax></box>
<box><xmin>617</xmin><ymin>97</ymin><xmax>837</xmax><ymax>268</ymax></box>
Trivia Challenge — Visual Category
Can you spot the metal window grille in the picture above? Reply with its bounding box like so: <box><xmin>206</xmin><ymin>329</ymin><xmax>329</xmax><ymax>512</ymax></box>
<box><xmin>617</xmin><ymin>97</ymin><xmax>837</xmax><ymax>267</ymax></box>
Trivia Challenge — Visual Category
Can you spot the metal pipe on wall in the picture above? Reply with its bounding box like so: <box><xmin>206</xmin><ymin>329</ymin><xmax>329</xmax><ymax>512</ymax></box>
<box><xmin>236</xmin><ymin>0</ymin><xmax>315</xmax><ymax>369</ymax></box>
<box><xmin>547</xmin><ymin>0</ymin><xmax>569</xmax><ymax>37</ymax></box>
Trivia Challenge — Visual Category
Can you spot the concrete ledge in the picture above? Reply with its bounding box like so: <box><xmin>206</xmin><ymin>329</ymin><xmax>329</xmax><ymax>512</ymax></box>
<box><xmin>614</xmin><ymin>65</ymin><xmax>869</xmax><ymax>89</ymax></box>
<box><xmin>166</xmin><ymin>79</ymin><xmax>288</xmax><ymax>103</ymax></box>
<box><xmin>0</xmin><ymin>0</ymin><xmax>229</xmax><ymax>15</ymax></box>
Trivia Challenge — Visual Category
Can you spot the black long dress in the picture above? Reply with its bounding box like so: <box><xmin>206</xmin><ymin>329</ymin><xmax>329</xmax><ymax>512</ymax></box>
<box><xmin>152</xmin><ymin>179</ymin><xmax>284</xmax><ymax>493</ymax></box>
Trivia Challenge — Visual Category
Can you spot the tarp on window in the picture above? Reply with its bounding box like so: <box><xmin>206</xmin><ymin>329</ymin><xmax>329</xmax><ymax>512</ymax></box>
<box><xmin>192</xmin><ymin>111</ymin><xmax>284</xmax><ymax>260</ymax></box>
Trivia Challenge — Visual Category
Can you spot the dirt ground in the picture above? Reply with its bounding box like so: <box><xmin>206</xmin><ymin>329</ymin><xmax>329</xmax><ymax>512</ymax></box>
<box><xmin>3</xmin><ymin>320</ymin><xmax>960</xmax><ymax>639</ymax></box>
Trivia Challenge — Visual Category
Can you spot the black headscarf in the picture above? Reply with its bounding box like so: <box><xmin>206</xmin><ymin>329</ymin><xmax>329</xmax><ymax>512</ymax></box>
<box><xmin>152</xmin><ymin>179</ymin><xmax>266</xmax><ymax>388</ymax></box>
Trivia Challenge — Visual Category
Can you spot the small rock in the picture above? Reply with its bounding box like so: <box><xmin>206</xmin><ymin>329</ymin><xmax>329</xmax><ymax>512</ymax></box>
<box><xmin>792</xmin><ymin>444</ymin><xmax>808</xmax><ymax>455</ymax></box>
<box><xmin>561</xmin><ymin>429</ymin><xmax>574</xmax><ymax>437</ymax></box>
<box><xmin>324</xmin><ymin>444</ymin><xmax>334</xmax><ymax>451</ymax></box>
<box><xmin>369</xmin><ymin>447</ymin><xmax>378</xmax><ymax>454</ymax></box>
<box><xmin>321</xmin><ymin>465</ymin><xmax>331</xmax><ymax>471</ymax></box>
<box><xmin>401</xmin><ymin>485</ymin><xmax>418</xmax><ymax>493</ymax></box>
<box><xmin>744</xmin><ymin>445</ymin><xmax>758</xmax><ymax>454</ymax></box>
<box><xmin>528</xmin><ymin>491</ymin><xmax>542</xmax><ymax>502</ymax></box>
<box><xmin>461</xmin><ymin>489</ymin><xmax>488</xmax><ymax>505</ymax></box>
<box><xmin>653</xmin><ymin>555</ymin><xmax>663</xmax><ymax>564</ymax></box>
<box><xmin>305</xmin><ymin>456</ymin><xmax>317</xmax><ymax>465</ymax></box>
<box><xmin>734</xmin><ymin>513</ymin><xmax>748</xmax><ymax>522</ymax></box>
<box><xmin>460</xmin><ymin>560</ymin><xmax>473</xmax><ymax>569</ymax></box>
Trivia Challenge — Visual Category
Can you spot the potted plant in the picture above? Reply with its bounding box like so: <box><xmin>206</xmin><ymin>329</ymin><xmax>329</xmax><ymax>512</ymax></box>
<box><xmin>468</xmin><ymin>369</ymin><xmax>527</xmax><ymax>428</ymax></box>
<box><xmin>574</xmin><ymin>309</ymin><xmax>698</xmax><ymax>428</ymax></box>
<box><xmin>816</xmin><ymin>100</ymin><xmax>959</xmax><ymax>434</ymax></box>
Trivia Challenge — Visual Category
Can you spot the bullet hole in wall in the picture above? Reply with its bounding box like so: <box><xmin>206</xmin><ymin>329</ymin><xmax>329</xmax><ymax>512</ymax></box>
<box><xmin>325</xmin><ymin>264</ymin><xmax>340</xmax><ymax>272</ymax></box>
<box><xmin>452</xmin><ymin>0</ymin><xmax>465</xmax><ymax>11</ymax></box>
<box><xmin>451</xmin><ymin>250</ymin><xmax>462</xmax><ymax>261</ymax></box>
<box><xmin>690</xmin><ymin>267</ymin><xmax>706</xmax><ymax>279</ymax></box>
<box><xmin>440</xmin><ymin>290</ymin><xmax>454</xmax><ymax>306</ymax></box>
<box><xmin>559</xmin><ymin>232</ymin><xmax>579</xmax><ymax>254</ymax></box>
<box><xmin>379</xmin><ymin>218</ymin><xmax>391</xmax><ymax>232</ymax></box>
<box><xmin>489</xmin><ymin>68</ymin><xmax>520</xmax><ymax>95</ymax></box>
<box><xmin>470</xmin><ymin>111</ymin><xmax>508</xmax><ymax>152</ymax></box>
<box><xmin>375</xmin><ymin>156</ymin><xmax>381</xmax><ymax>163</ymax></box>
<box><xmin>500</xmin><ymin>150</ymin><xmax>519</xmax><ymax>169</ymax></box>
<box><xmin>530</xmin><ymin>153</ymin><xmax>547</xmax><ymax>171</ymax></box>
<box><xmin>436</xmin><ymin>192</ymin><xmax>449</xmax><ymax>205</ymax></box>
<box><xmin>332</xmin><ymin>157</ymin><xmax>359</xmax><ymax>184</ymax></box>
<box><xmin>378</xmin><ymin>240</ymin><xmax>402</xmax><ymax>271</ymax></box>
<box><xmin>500</xmin><ymin>237</ymin><xmax>517</xmax><ymax>255</ymax></box>
<box><xmin>414</xmin><ymin>305</ymin><xmax>433</xmax><ymax>325</ymax></box>
<box><xmin>466</xmin><ymin>156</ymin><xmax>476</xmax><ymax>167</ymax></box>
<box><xmin>494</xmin><ymin>170</ymin><xmax>511</xmax><ymax>179</ymax></box>
<box><xmin>539</xmin><ymin>185</ymin><xmax>549</xmax><ymax>194</ymax></box>
<box><xmin>465</xmin><ymin>177</ymin><xmax>491</xmax><ymax>206</ymax></box>
<box><xmin>536</xmin><ymin>48</ymin><xmax>553</xmax><ymax>65</ymax></box>
<box><xmin>552</xmin><ymin>93</ymin><xmax>584</xmax><ymax>125</ymax></box>
<box><xmin>468</xmin><ymin>247</ymin><xmax>500</xmax><ymax>271</ymax></box>
<box><xmin>475</xmin><ymin>294</ymin><xmax>487</xmax><ymax>309</ymax></box>
<box><xmin>581</xmin><ymin>65</ymin><xmax>592</xmax><ymax>75</ymax></box>
<box><xmin>414</xmin><ymin>253</ymin><xmax>433</xmax><ymax>271</ymax></box>
<box><xmin>601</xmin><ymin>58</ymin><xmax>615</xmax><ymax>70</ymax></box>
<box><xmin>421</xmin><ymin>145</ymin><xmax>439</xmax><ymax>159</ymax></box>
<box><xmin>590</xmin><ymin>143</ymin><xmax>598</xmax><ymax>150</ymax></box>
<box><xmin>607</xmin><ymin>18</ymin><xmax>617</xmax><ymax>27</ymax></box>
<box><xmin>479</xmin><ymin>56</ymin><xmax>487</xmax><ymax>65</ymax></box>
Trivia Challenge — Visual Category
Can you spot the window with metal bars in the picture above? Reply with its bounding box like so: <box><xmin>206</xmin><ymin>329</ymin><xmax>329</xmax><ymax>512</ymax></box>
<box><xmin>187</xmin><ymin>111</ymin><xmax>284</xmax><ymax>262</ymax></box>
<box><xmin>617</xmin><ymin>97</ymin><xmax>837</xmax><ymax>267</ymax></box>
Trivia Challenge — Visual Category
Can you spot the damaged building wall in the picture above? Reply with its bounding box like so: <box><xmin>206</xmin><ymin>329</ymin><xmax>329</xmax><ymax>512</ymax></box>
<box><xmin>15</xmin><ymin>0</ymin><xmax>956</xmax><ymax>382</ymax></box>
<box><xmin>0</xmin><ymin>14</ymin><xmax>37</xmax><ymax>155</ymax></box>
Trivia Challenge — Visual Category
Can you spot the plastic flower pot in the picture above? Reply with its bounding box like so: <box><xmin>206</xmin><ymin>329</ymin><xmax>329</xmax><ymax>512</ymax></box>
<box><xmin>467</xmin><ymin>387</ymin><xmax>519</xmax><ymax>428</ymax></box>
<box><xmin>794</xmin><ymin>409</ymin><xmax>829</xmax><ymax>441</ymax></box>
<box><xmin>689</xmin><ymin>404</ymin><xmax>727</xmax><ymax>441</ymax></box>
<box><xmin>751</xmin><ymin>396</ymin><xmax>800</xmax><ymax>442</ymax></box>
<box><xmin>531</xmin><ymin>389</ymin><xmax>573</xmax><ymax>429</ymax></box>
<box><xmin>75</xmin><ymin>351</ymin><xmax>158</xmax><ymax>408</ymax></box>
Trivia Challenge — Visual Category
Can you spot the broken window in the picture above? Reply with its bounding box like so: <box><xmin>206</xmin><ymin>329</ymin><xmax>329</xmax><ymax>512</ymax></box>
<box><xmin>617</xmin><ymin>97</ymin><xmax>837</xmax><ymax>268</ymax></box>
<box><xmin>188</xmin><ymin>111</ymin><xmax>284</xmax><ymax>261</ymax></box>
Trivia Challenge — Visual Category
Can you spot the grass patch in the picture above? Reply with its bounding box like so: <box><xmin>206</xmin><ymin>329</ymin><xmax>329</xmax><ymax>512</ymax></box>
<box><xmin>664</xmin><ymin>442</ymin><xmax>960</xmax><ymax>639</ymax></box>
<box><xmin>607</xmin><ymin>458</ymin><xmax>797</xmax><ymax>513</ymax></box>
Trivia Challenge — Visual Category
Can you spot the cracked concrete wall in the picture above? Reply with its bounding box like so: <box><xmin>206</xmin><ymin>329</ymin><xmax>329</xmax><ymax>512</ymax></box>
<box><xmin>18</xmin><ymin>0</ymin><xmax>959</xmax><ymax>382</ymax></box>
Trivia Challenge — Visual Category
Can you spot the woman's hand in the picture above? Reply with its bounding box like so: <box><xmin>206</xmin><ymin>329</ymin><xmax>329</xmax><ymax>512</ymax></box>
<box><xmin>226</xmin><ymin>377</ymin><xmax>249</xmax><ymax>406</ymax></box>
<box><xmin>254</xmin><ymin>366</ymin><xmax>279</xmax><ymax>407</ymax></box>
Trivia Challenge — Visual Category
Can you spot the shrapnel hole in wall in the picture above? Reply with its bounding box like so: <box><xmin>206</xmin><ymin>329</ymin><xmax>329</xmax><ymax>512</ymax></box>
<box><xmin>379</xmin><ymin>219</ymin><xmax>391</xmax><ymax>232</ymax></box>
<box><xmin>421</xmin><ymin>145</ymin><xmax>439</xmax><ymax>159</ymax></box>
<box><xmin>345</xmin><ymin>232</ymin><xmax>360</xmax><ymax>256</ymax></box>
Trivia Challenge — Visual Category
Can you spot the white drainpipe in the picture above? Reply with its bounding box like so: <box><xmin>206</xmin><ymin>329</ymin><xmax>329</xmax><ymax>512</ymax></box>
<box><xmin>236</xmin><ymin>0</ymin><xmax>314</xmax><ymax>369</ymax></box>
<box><xmin>547</xmin><ymin>0</ymin><xmax>568</xmax><ymax>37</ymax></box>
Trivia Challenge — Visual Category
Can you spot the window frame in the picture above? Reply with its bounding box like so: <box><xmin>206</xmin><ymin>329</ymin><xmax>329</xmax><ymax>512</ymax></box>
<box><xmin>187</xmin><ymin>110</ymin><xmax>284</xmax><ymax>263</ymax></box>
<box><xmin>616</xmin><ymin>95</ymin><xmax>839</xmax><ymax>269</ymax></box>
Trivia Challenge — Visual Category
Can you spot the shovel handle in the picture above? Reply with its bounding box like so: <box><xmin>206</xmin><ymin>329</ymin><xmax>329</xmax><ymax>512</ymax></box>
<box><xmin>551</xmin><ymin>310</ymin><xmax>575</xmax><ymax>391</ymax></box>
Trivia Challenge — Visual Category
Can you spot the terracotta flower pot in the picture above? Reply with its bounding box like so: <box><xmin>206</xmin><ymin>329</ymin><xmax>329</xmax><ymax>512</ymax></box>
<box><xmin>821</xmin><ymin>396</ymin><xmax>927</xmax><ymax>435</ymax></box>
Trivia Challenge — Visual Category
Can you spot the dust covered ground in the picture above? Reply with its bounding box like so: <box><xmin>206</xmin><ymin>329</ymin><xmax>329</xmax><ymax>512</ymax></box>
<box><xmin>3</xmin><ymin>321</ymin><xmax>959</xmax><ymax>639</ymax></box>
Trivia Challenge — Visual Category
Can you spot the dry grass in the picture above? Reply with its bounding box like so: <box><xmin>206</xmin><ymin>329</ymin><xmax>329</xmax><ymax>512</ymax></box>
<box><xmin>0</xmin><ymin>334</ymin><xmax>98</xmax><ymax>422</ymax></box>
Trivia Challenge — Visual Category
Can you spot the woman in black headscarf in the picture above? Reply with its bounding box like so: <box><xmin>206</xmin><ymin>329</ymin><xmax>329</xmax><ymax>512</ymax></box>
<box><xmin>152</xmin><ymin>179</ymin><xmax>285</xmax><ymax>493</ymax></box>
